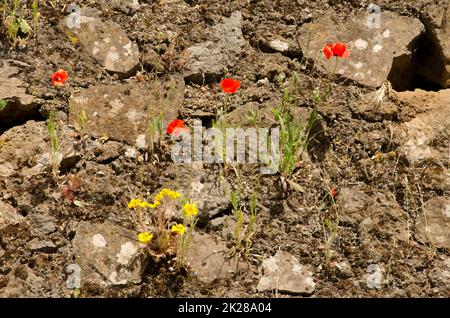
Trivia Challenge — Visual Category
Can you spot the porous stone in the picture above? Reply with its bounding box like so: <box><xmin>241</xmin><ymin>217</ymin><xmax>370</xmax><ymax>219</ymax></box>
<box><xmin>415</xmin><ymin>197</ymin><xmax>450</xmax><ymax>249</ymax></box>
<box><xmin>59</xmin><ymin>8</ymin><xmax>140</xmax><ymax>78</ymax></box>
<box><xmin>72</xmin><ymin>221</ymin><xmax>146</xmax><ymax>286</ymax></box>
<box><xmin>257</xmin><ymin>250</ymin><xmax>315</xmax><ymax>296</ymax></box>
<box><xmin>0</xmin><ymin>60</ymin><xmax>37</xmax><ymax>125</ymax></box>
<box><xmin>298</xmin><ymin>11</ymin><xmax>424</xmax><ymax>90</ymax></box>
<box><xmin>183</xmin><ymin>11</ymin><xmax>246</xmax><ymax>84</ymax></box>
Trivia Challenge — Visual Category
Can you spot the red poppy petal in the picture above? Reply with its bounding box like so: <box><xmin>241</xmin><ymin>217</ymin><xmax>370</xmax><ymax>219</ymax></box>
<box><xmin>332</xmin><ymin>42</ymin><xmax>347</xmax><ymax>57</ymax></box>
<box><xmin>51</xmin><ymin>69</ymin><xmax>68</xmax><ymax>87</ymax></box>
<box><xmin>220</xmin><ymin>78</ymin><xmax>241</xmax><ymax>94</ymax></box>
<box><xmin>323</xmin><ymin>44</ymin><xmax>333</xmax><ymax>59</ymax></box>
<box><xmin>167</xmin><ymin>119</ymin><xmax>185</xmax><ymax>135</ymax></box>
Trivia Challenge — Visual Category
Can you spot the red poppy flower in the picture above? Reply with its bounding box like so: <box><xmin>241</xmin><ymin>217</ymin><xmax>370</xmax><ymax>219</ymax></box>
<box><xmin>167</xmin><ymin>119</ymin><xmax>188</xmax><ymax>137</ymax></box>
<box><xmin>330</xmin><ymin>187</ymin><xmax>338</xmax><ymax>198</ymax></box>
<box><xmin>220</xmin><ymin>78</ymin><xmax>241</xmax><ymax>94</ymax></box>
<box><xmin>323</xmin><ymin>42</ymin><xmax>350</xmax><ymax>59</ymax></box>
<box><xmin>51</xmin><ymin>69</ymin><xmax>68</xmax><ymax>87</ymax></box>
<box><xmin>332</xmin><ymin>42</ymin><xmax>350</xmax><ymax>58</ymax></box>
<box><xmin>323</xmin><ymin>44</ymin><xmax>334</xmax><ymax>59</ymax></box>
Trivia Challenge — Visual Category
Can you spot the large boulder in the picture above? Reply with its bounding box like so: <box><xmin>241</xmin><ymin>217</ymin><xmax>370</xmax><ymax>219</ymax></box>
<box><xmin>72</xmin><ymin>221</ymin><xmax>146</xmax><ymax>286</ymax></box>
<box><xmin>298</xmin><ymin>11</ymin><xmax>424</xmax><ymax>90</ymax></box>
<box><xmin>0</xmin><ymin>120</ymin><xmax>49</xmax><ymax>178</ymax></box>
<box><xmin>186</xmin><ymin>232</ymin><xmax>240</xmax><ymax>284</ymax></box>
<box><xmin>257</xmin><ymin>250</ymin><xmax>315</xmax><ymax>296</ymax></box>
<box><xmin>0</xmin><ymin>120</ymin><xmax>82</xmax><ymax>178</ymax></box>
<box><xmin>0</xmin><ymin>201</ymin><xmax>24</xmax><ymax>231</ymax></box>
<box><xmin>393</xmin><ymin>89</ymin><xmax>450</xmax><ymax>167</ymax></box>
<box><xmin>416</xmin><ymin>197</ymin><xmax>450</xmax><ymax>249</ymax></box>
<box><xmin>417</xmin><ymin>1</ymin><xmax>450</xmax><ymax>88</ymax></box>
<box><xmin>183</xmin><ymin>11</ymin><xmax>246</xmax><ymax>84</ymax></box>
<box><xmin>0</xmin><ymin>60</ymin><xmax>37</xmax><ymax>125</ymax></box>
<box><xmin>59</xmin><ymin>7</ymin><xmax>140</xmax><ymax>78</ymax></box>
<box><xmin>68</xmin><ymin>78</ymin><xmax>184</xmax><ymax>148</ymax></box>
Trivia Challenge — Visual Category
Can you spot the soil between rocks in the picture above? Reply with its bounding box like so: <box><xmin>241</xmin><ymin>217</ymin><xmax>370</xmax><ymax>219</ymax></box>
<box><xmin>0</xmin><ymin>0</ymin><xmax>449</xmax><ymax>298</ymax></box>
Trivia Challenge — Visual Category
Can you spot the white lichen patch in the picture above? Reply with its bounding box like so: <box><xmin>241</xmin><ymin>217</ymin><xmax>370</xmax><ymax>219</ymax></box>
<box><xmin>263</xmin><ymin>256</ymin><xmax>279</xmax><ymax>273</ymax></box>
<box><xmin>103</xmin><ymin>37</ymin><xmax>110</xmax><ymax>44</ymax></box>
<box><xmin>135</xmin><ymin>134</ymin><xmax>146</xmax><ymax>149</ymax></box>
<box><xmin>269</xmin><ymin>39</ymin><xmax>289</xmax><ymax>52</ymax></box>
<box><xmin>353</xmin><ymin>62</ymin><xmax>363</xmax><ymax>69</ymax></box>
<box><xmin>383</xmin><ymin>30</ymin><xmax>391</xmax><ymax>38</ymax></box>
<box><xmin>116</xmin><ymin>242</ymin><xmax>137</xmax><ymax>265</ymax></box>
<box><xmin>292</xmin><ymin>264</ymin><xmax>302</xmax><ymax>273</ymax></box>
<box><xmin>126</xmin><ymin>109</ymin><xmax>144</xmax><ymax>122</ymax></box>
<box><xmin>354</xmin><ymin>38</ymin><xmax>368</xmax><ymax>50</ymax></box>
<box><xmin>305</xmin><ymin>276</ymin><xmax>316</xmax><ymax>289</ymax></box>
<box><xmin>109</xmin><ymin>98</ymin><xmax>124</xmax><ymax>116</ymax></box>
<box><xmin>444</xmin><ymin>204</ymin><xmax>450</xmax><ymax>218</ymax></box>
<box><xmin>366</xmin><ymin>264</ymin><xmax>383</xmax><ymax>289</ymax></box>
<box><xmin>124</xmin><ymin>147</ymin><xmax>137</xmax><ymax>159</ymax></box>
<box><xmin>123</xmin><ymin>41</ymin><xmax>133</xmax><ymax>57</ymax></box>
<box><xmin>191</xmin><ymin>180</ymin><xmax>205</xmax><ymax>194</ymax></box>
<box><xmin>373</xmin><ymin>44</ymin><xmax>383</xmax><ymax>53</ymax></box>
<box><xmin>92</xmin><ymin>234</ymin><xmax>107</xmax><ymax>248</ymax></box>
<box><xmin>109</xmin><ymin>271</ymin><xmax>127</xmax><ymax>285</ymax></box>
<box><xmin>105</xmin><ymin>48</ymin><xmax>120</xmax><ymax>70</ymax></box>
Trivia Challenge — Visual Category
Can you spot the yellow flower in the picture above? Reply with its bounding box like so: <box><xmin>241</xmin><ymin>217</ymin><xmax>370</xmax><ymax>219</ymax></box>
<box><xmin>143</xmin><ymin>201</ymin><xmax>157</xmax><ymax>209</ymax></box>
<box><xmin>160</xmin><ymin>188</ymin><xmax>181</xmax><ymax>199</ymax></box>
<box><xmin>128</xmin><ymin>198</ymin><xmax>156</xmax><ymax>209</ymax></box>
<box><xmin>183</xmin><ymin>203</ymin><xmax>198</xmax><ymax>218</ymax></box>
<box><xmin>168</xmin><ymin>190</ymin><xmax>181</xmax><ymax>199</ymax></box>
<box><xmin>138</xmin><ymin>232</ymin><xmax>153</xmax><ymax>244</ymax></box>
<box><xmin>171</xmin><ymin>224</ymin><xmax>186</xmax><ymax>236</ymax></box>
<box><xmin>128</xmin><ymin>198</ymin><xmax>146</xmax><ymax>209</ymax></box>
<box><xmin>154</xmin><ymin>193</ymin><xmax>163</xmax><ymax>203</ymax></box>
<box><xmin>153</xmin><ymin>188</ymin><xmax>181</xmax><ymax>204</ymax></box>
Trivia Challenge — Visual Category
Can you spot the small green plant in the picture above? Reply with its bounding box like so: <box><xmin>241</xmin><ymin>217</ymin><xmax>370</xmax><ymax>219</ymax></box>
<box><xmin>73</xmin><ymin>108</ymin><xmax>88</xmax><ymax>133</ymax></box>
<box><xmin>0</xmin><ymin>99</ymin><xmax>6</xmax><ymax>111</ymax></box>
<box><xmin>228</xmin><ymin>189</ymin><xmax>258</xmax><ymax>260</ymax></box>
<box><xmin>212</xmin><ymin>107</ymin><xmax>228</xmax><ymax>162</ymax></box>
<box><xmin>244</xmin><ymin>192</ymin><xmax>257</xmax><ymax>258</ymax></box>
<box><xmin>245</xmin><ymin>107</ymin><xmax>258</xmax><ymax>127</ymax></box>
<box><xmin>313</xmin><ymin>87</ymin><xmax>327</xmax><ymax>105</ymax></box>
<box><xmin>323</xmin><ymin>218</ymin><xmax>338</xmax><ymax>263</ymax></box>
<box><xmin>274</xmin><ymin>73</ymin><xmax>318</xmax><ymax>184</ymax></box>
<box><xmin>47</xmin><ymin>110</ymin><xmax>60</xmax><ymax>180</ymax></box>
<box><xmin>2</xmin><ymin>0</ymin><xmax>33</xmax><ymax>47</ymax></box>
<box><xmin>31</xmin><ymin>0</ymin><xmax>39</xmax><ymax>36</ymax></box>
<box><xmin>148</xmin><ymin>112</ymin><xmax>164</xmax><ymax>155</ymax></box>
<box><xmin>230</xmin><ymin>190</ymin><xmax>244</xmax><ymax>254</ymax></box>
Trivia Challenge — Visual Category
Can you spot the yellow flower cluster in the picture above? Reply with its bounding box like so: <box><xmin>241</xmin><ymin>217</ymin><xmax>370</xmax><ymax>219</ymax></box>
<box><xmin>128</xmin><ymin>198</ymin><xmax>151</xmax><ymax>209</ymax></box>
<box><xmin>138</xmin><ymin>232</ymin><xmax>153</xmax><ymax>244</ymax></box>
<box><xmin>171</xmin><ymin>224</ymin><xmax>186</xmax><ymax>236</ymax></box>
<box><xmin>182</xmin><ymin>203</ymin><xmax>199</xmax><ymax>218</ymax></box>
<box><xmin>128</xmin><ymin>188</ymin><xmax>181</xmax><ymax>210</ymax></box>
<box><xmin>154</xmin><ymin>188</ymin><xmax>181</xmax><ymax>205</ymax></box>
